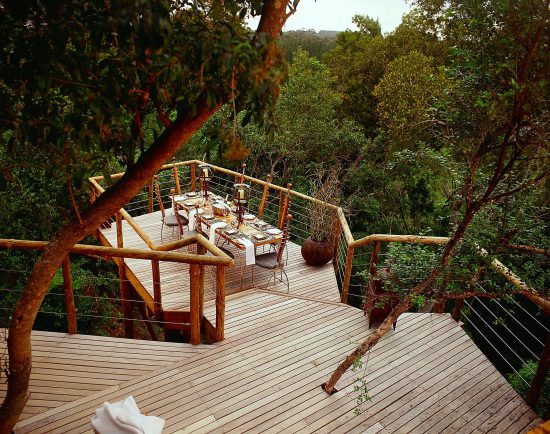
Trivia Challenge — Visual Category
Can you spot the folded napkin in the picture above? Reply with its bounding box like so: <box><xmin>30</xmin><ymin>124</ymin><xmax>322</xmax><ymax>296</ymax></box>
<box><xmin>187</xmin><ymin>208</ymin><xmax>197</xmax><ymax>231</ymax></box>
<box><xmin>238</xmin><ymin>237</ymin><xmax>255</xmax><ymax>265</ymax></box>
<box><xmin>91</xmin><ymin>396</ymin><xmax>164</xmax><ymax>434</ymax></box>
<box><xmin>209</xmin><ymin>221</ymin><xmax>227</xmax><ymax>243</ymax></box>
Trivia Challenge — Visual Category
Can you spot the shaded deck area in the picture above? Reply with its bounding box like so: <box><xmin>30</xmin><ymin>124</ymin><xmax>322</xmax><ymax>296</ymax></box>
<box><xmin>12</xmin><ymin>291</ymin><xmax>541</xmax><ymax>433</ymax></box>
<box><xmin>97</xmin><ymin>210</ymin><xmax>341</xmax><ymax>314</ymax></box>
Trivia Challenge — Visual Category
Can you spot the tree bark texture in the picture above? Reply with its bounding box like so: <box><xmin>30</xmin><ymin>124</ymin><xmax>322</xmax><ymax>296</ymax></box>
<box><xmin>0</xmin><ymin>4</ymin><xmax>294</xmax><ymax>430</ymax></box>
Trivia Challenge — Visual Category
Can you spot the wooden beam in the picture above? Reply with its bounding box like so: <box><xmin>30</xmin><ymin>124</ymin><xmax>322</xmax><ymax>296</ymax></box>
<box><xmin>61</xmin><ymin>256</ymin><xmax>77</xmax><ymax>335</ymax></box>
<box><xmin>364</xmin><ymin>241</ymin><xmax>381</xmax><ymax>314</ymax></box>
<box><xmin>148</xmin><ymin>178</ymin><xmax>154</xmax><ymax>213</ymax></box>
<box><xmin>452</xmin><ymin>299</ymin><xmax>465</xmax><ymax>322</ymax></box>
<box><xmin>190</xmin><ymin>162</ymin><xmax>196</xmax><ymax>192</ymax></box>
<box><xmin>189</xmin><ymin>263</ymin><xmax>201</xmax><ymax>345</ymax></box>
<box><xmin>351</xmin><ymin>234</ymin><xmax>450</xmax><ymax>249</ymax></box>
<box><xmin>526</xmin><ymin>333</ymin><xmax>550</xmax><ymax>408</ymax></box>
<box><xmin>279</xmin><ymin>183</ymin><xmax>292</xmax><ymax>230</ymax></box>
<box><xmin>172</xmin><ymin>157</ymin><xmax>181</xmax><ymax>195</ymax></box>
<box><xmin>0</xmin><ymin>239</ymin><xmax>232</xmax><ymax>265</ymax></box>
<box><xmin>197</xmin><ymin>244</ymin><xmax>206</xmax><ymax>321</ymax></box>
<box><xmin>151</xmin><ymin>259</ymin><xmax>162</xmax><ymax>319</ymax></box>
<box><xmin>258</xmin><ymin>174</ymin><xmax>271</xmax><ymax>219</ymax></box>
<box><xmin>337</xmin><ymin>207</ymin><xmax>354</xmax><ymax>245</ymax></box>
<box><xmin>215</xmin><ymin>265</ymin><xmax>226</xmax><ymax>342</ymax></box>
<box><xmin>341</xmin><ymin>246</ymin><xmax>354</xmax><ymax>304</ymax></box>
<box><xmin>115</xmin><ymin>212</ymin><xmax>134</xmax><ymax>338</ymax></box>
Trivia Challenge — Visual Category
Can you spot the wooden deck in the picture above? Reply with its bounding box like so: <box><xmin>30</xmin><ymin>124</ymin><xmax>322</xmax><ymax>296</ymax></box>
<box><xmin>12</xmin><ymin>291</ymin><xmax>541</xmax><ymax>433</ymax></box>
<box><xmin>98</xmin><ymin>210</ymin><xmax>341</xmax><ymax>313</ymax></box>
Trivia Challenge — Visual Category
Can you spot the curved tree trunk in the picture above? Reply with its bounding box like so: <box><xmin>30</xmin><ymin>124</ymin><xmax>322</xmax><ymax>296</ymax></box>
<box><xmin>0</xmin><ymin>2</ymin><xmax>296</xmax><ymax>429</ymax></box>
<box><xmin>324</xmin><ymin>209</ymin><xmax>476</xmax><ymax>395</ymax></box>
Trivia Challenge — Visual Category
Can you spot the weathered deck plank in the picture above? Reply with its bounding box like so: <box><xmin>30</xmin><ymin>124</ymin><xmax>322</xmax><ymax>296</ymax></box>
<box><xmin>12</xmin><ymin>293</ymin><xmax>541</xmax><ymax>433</ymax></box>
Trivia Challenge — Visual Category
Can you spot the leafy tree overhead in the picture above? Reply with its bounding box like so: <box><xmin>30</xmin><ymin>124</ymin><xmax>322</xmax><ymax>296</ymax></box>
<box><xmin>324</xmin><ymin>0</ymin><xmax>549</xmax><ymax>395</ymax></box>
<box><xmin>0</xmin><ymin>0</ymin><xmax>300</xmax><ymax>431</ymax></box>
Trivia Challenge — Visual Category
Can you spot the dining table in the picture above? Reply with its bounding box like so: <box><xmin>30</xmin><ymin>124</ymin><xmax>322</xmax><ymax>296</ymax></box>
<box><xmin>174</xmin><ymin>191</ymin><xmax>283</xmax><ymax>263</ymax></box>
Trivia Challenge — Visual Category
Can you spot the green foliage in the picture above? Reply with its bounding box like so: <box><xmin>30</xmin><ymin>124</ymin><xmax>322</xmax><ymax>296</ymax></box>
<box><xmin>351</xmin><ymin>355</ymin><xmax>373</xmax><ymax>415</ymax></box>
<box><xmin>279</xmin><ymin>30</ymin><xmax>336</xmax><ymax>61</ymax></box>
<box><xmin>507</xmin><ymin>359</ymin><xmax>550</xmax><ymax>417</ymax></box>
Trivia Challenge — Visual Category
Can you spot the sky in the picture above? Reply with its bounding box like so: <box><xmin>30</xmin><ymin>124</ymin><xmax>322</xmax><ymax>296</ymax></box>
<box><xmin>250</xmin><ymin>0</ymin><xmax>411</xmax><ymax>34</ymax></box>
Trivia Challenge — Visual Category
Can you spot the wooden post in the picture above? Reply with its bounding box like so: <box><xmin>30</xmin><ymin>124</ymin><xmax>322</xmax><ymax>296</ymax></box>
<box><xmin>452</xmin><ymin>299</ymin><xmax>465</xmax><ymax>322</ymax></box>
<box><xmin>364</xmin><ymin>241</ymin><xmax>381</xmax><ymax>314</ymax></box>
<box><xmin>258</xmin><ymin>174</ymin><xmax>271</xmax><ymax>219</ymax></box>
<box><xmin>277</xmin><ymin>190</ymin><xmax>284</xmax><ymax>227</ymax></box>
<box><xmin>341</xmin><ymin>246</ymin><xmax>354</xmax><ymax>304</ymax></box>
<box><xmin>189</xmin><ymin>263</ymin><xmax>201</xmax><ymax>345</ymax></box>
<box><xmin>215</xmin><ymin>265</ymin><xmax>226</xmax><ymax>342</ymax></box>
<box><xmin>332</xmin><ymin>214</ymin><xmax>341</xmax><ymax>273</ymax></box>
<box><xmin>279</xmin><ymin>183</ymin><xmax>292</xmax><ymax>229</ymax></box>
<box><xmin>151</xmin><ymin>259</ymin><xmax>162</xmax><ymax>319</ymax></box>
<box><xmin>240</xmin><ymin>163</ymin><xmax>246</xmax><ymax>184</ymax></box>
<box><xmin>148</xmin><ymin>178</ymin><xmax>154</xmax><ymax>213</ymax></box>
<box><xmin>172</xmin><ymin>157</ymin><xmax>181</xmax><ymax>195</ymax></box>
<box><xmin>526</xmin><ymin>333</ymin><xmax>550</xmax><ymax>408</ymax></box>
<box><xmin>116</xmin><ymin>212</ymin><xmax>134</xmax><ymax>338</ymax></box>
<box><xmin>190</xmin><ymin>162</ymin><xmax>196</xmax><ymax>192</ymax></box>
<box><xmin>62</xmin><ymin>256</ymin><xmax>77</xmax><ymax>335</ymax></box>
<box><xmin>197</xmin><ymin>243</ymin><xmax>206</xmax><ymax>321</ymax></box>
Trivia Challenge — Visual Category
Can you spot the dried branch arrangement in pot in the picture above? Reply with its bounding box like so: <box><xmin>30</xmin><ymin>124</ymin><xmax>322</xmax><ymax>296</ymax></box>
<box><xmin>308</xmin><ymin>168</ymin><xmax>341</xmax><ymax>243</ymax></box>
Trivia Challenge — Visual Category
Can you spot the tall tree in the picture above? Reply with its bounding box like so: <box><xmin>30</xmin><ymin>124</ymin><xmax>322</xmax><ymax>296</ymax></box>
<box><xmin>0</xmin><ymin>0</ymin><xmax>299</xmax><ymax>431</ymax></box>
<box><xmin>324</xmin><ymin>0</ymin><xmax>550</xmax><ymax>395</ymax></box>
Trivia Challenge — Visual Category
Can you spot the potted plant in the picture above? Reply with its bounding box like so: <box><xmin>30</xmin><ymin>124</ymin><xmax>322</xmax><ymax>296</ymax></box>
<box><xmin>301</xmin><ymin>168</ymin><xmax>340</xmax><ymax>266</ymax></box>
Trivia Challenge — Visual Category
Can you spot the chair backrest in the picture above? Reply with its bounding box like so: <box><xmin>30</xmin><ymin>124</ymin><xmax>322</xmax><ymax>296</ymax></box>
<box><xmin>277</xmin><ymin>214</ymin><xmax>292</xmax><ymax>265</ymax></box>
<box><xmin>154</xmin><ymin>175</ymin><xmax>166</xmax><ymax>219</ymax></box>
<box><xmin>194</xmin><ymin>203</ymin><xmax>205</xmax><ymax>235</ymax></box>
<box><xmin>171</xmin><ymin>188</ymin><xmax>183</xmax><ymax>229</ymax></box>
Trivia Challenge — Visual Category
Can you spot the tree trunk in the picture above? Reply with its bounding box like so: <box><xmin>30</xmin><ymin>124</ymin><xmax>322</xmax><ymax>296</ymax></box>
<box><xmin>526</xmin><ymin>333</ymin><xmax>550</xmax><ymax>408</ymax></box>
<box><xmin>324</xmin><ymin>209</ymin><xmax>476</xmax><ymax>395</ymax></box>
<box><xmin>0</xmin><ymin>3</ymin><xmax>294</xmax><ymax>430</ymax></box>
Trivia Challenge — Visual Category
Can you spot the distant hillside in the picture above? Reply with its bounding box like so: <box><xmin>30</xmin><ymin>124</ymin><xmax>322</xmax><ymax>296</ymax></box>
<box><xmin>280</xmin><ymin>30</ymin><xmax>338</xmax><ymax>61</ymax></box>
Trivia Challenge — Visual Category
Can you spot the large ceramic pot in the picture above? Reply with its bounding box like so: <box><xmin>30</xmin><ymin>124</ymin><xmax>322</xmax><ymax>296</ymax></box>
<box><xmin>301</xmin><ymin>237</ymin><xmax>334</xmax><ymax>266</ymax></box>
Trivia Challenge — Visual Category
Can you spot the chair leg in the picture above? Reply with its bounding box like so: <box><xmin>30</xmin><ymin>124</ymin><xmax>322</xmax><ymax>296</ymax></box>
<box><xmin>161</xmin><ymin>223</ymin><xmax>164</xmax><ymax>244</ymax></box>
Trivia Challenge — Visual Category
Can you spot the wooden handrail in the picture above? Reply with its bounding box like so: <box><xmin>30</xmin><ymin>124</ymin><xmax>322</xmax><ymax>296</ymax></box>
<box><xmin>350</xmin><ymin>234</ymin><xmax>449</xmax><ymax>249</ymax></box>
<box><xmin>0</xmin><ymin>239</ymin><xmax>233</xmax><ymax>265</ymax></box>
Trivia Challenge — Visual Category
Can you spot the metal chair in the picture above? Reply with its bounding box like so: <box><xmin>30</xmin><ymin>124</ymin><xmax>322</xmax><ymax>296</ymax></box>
<box><xmin>252</xmin><ymin>214</ymin><xmax>292</xmax><ymax>292</ymax></box>
<box><xmin>155</xmin><ymin>177</ymin><xmax>187</xmax><ymax>243</ymax></box>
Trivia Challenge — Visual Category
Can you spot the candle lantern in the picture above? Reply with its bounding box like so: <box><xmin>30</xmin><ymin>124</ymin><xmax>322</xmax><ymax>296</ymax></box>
<box><xmin>232</xmin><ymin>183</ymin><xmax>250</xmax><ymax>228</ymax></box>
<box><xmin>198</xmin><ymin>163</ymin><xmax>212</xmax><ymax>199</ymax></box>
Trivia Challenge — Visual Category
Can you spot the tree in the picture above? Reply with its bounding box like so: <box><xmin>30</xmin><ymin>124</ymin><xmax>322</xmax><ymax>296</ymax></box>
<box><xmin>324</xmin><ymin>0</ymin><xmax>549</xmax><ymax>395</ymax></box>
<box><xmin>0</xmin><ymin>1</ymin><xmax>299</xmax><ymax>431</ymax></box>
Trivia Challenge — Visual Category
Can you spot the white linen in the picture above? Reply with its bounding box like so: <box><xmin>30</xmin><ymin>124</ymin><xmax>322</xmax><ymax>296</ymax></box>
<box><xmin>209</xmin><ymin>221</ymin><xmax>227</xmax><ymax>243</ymax></box>
<box><xmin>91</xmin><ymin>396</ymin><xmax>164</xmax><ymax>434</ymax></box>
<box><xmin>187</xmin><ymin>208</ymin><xmax>197</xmax><ymax>231</ymax></box>
<box><xmin>238</xmin><ymin>237</ymin><xmax>256</xmax><ymax>265</ymax></box>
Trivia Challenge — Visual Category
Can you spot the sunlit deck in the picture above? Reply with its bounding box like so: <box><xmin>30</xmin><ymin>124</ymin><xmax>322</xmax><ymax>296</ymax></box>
<box><xmin>97</xmin><ymin>210</ymin><xmax>341</xmax><ymax>313</ymax></box>
<box><xmin>11</xmin><ymin>292</ymin><xmax>541</xmax><ymax>433</ymax></box>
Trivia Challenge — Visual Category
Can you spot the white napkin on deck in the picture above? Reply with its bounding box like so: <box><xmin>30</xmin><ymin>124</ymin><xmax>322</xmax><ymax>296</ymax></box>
<box><xmin>91</xmin><ymin>396</ymin><xmax>164</xmax><ymax>434</ymax></box>
<box><xmin>238</xmin><ymin>237</ymin><xmax>255</xmax><ymax>265</ymax></box>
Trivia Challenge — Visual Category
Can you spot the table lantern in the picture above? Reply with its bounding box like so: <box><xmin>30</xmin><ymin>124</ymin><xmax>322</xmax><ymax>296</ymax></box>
<box><xmin>198</xmin><ymin>163</ymin><xmax>212</xmax><ymax>199</ymax></box>
<box><xmin>232</xmin><ymin>183</ymin><xmax>250</xmax><ymax>227</ymax></box>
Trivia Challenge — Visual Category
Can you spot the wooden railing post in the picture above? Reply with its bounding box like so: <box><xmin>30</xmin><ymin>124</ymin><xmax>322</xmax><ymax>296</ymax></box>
<box><xmin>152</xmin><ymin>259</ymin><xmax>162</xmax><ymax>320</ymax></box>
<box><xmin>190</xmin><ymin>162</ymin><xmax>196</xmax><ymax>192</ymax></box>
<box><xmin>215</xmin><ymin>265</ymin><xmax>226</xmax><ymax>342</ymax></box>
<box><xmin>341</xmin><ymin>246</ymin><xmax>354</xmax><ymax>304</ymax></box>
<box><xmin>62</xmin><ymin>256</ymin><xmax>77</xmax><ymax>334</ymax></box>
<box><xmin>332</xmin><ymin>212</ymin><xmax>341</xmax><ymax>273</ymax></box>
<box><xmin>197</xmin><ymin>244</ymin><xmax>206</xmax><ymax>320</ymax></box>
<box><xmin>148</xmin><ymin>178</ymin><xmax>154</xmax><ymax>213</ymax></box>
<box><xmin>526</xmin><ymin>333</ymin><xmax>550</xmax><ymax>408</ymax></box>
<box><xmin>364</xmin><ymin>241</ymin><xmax>381</xmax><ymax>313</ymax></box>
<box><xmin>172</xmin><ymin>157</ymin><xmax>181</xmax><ymax>195</ymax></box>
<box><xmin>189</xmin><ymin>263</ymin><xmax>201</xmax><ymax>345</ymax></box>
<box><xmin>279</xmin><ymin>183</ymin><xmax>292</xmax><ymax>229</ymax></box>
<box><xmin>452</xmin><ymin>299</ymin><xmax>465</xmax><ymax>322</ymax></box>
<box><xmin>258</xmin><ymin>174</ymin><xmax>271</xmax><ymax>219</ymax></box>
<box><xmin>116</xmin><ymin>212</ymin><xmax>134</xmax><ymax>339</ymax></box>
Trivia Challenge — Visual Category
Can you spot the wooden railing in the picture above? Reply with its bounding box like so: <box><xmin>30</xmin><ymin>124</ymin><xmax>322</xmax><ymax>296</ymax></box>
<box><xmin>88</xmin><ymin>159</ymin><xmax>545</xmax><ymax>312</ymax></box>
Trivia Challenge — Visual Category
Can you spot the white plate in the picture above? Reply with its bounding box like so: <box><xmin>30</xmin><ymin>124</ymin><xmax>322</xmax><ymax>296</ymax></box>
<box><xmin>214</xmin><ymin>222</ymin><xmax>227</xmax><ymax>229</ymax></box>
<box><xmin>267</xmin><ymin>228</ymin><xmax>282</xmax><ymax>235</ymax></box>
<box><xmin>253</xmin><ymin>233</ymin><xmax>267</xmax><ymax>240</ymax></box>
<box><xmin>243</xmin><ymin>214</ymin><xmax>256</xmax><ymax>220</ymax></box>
<box><xmin>184</xmin><ymin>201</ymin><xmax>195</xmax><ymax>206</ymax></box>
<box><xmin>203</xmin><ymin>214</ymin><xmax>215</xmax><ymax>220</ymax></box>
<box><xmin>224</xmin><ymin>229</ymin><xmax>238</xmax><ymax>235</ymax></box>
<box><xmin>186</xmin><ymin>192</ymin><xmax>198</xmax><ymax>197</ymax></box>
